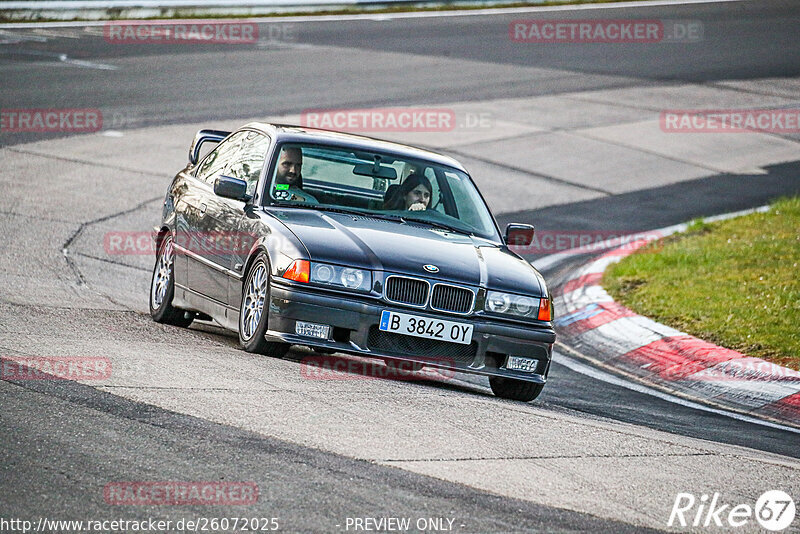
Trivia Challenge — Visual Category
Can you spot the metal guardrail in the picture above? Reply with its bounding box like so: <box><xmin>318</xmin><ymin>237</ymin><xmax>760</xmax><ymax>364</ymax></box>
<box><xmin>0</xmin><ymin>0</ymin><xmax>374</xmax><ymax>7</ymax></box>
<box><xmin>1</xmin><ymin>0</ymin><xmax>501</xmax><ymax>21</ymax></box>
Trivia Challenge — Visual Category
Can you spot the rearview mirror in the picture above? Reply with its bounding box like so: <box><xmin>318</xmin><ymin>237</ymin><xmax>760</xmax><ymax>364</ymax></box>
<box><xmin>505</xmin><ymin>223</ymin><xmax>535</xmax><ymax>247</ymax></box>
<box><xmin>352</xmin><ymin>163</ymin><xmax>398</xmax><ymax>180</ymax></box>
<box><xmin>214</xmin><ymin>176</ymin><xmax>249</xmax><ymax>201</ymax></box>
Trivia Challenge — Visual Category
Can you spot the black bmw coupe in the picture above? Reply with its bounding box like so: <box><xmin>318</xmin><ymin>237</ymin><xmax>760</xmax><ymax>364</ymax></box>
<box><xmin>150</xmin><ymin>123</ymin><xmax>555</xmax><ymax>401</ymax></box>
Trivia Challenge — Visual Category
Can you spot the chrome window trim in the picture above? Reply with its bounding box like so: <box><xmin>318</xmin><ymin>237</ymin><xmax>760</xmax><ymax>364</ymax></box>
<box><xmin>430</xmin><ymin>282</ymin><xmax>476</xmax><ymax>316</ymax></box>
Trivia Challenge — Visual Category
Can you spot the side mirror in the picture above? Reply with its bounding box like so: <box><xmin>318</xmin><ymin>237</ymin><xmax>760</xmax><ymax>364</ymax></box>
<box><xmin>505</xmin><ymin>223</ymin><xmax>535</xmax><ymax>247</ymax></box>
<box><xmin>214</xmin><ymin>176</ymin><xmax>249</xmax><ymax>201</ymax></box>
<box><xmin>189</xmin><ymin>129</ymin><xmax>230</xmax><ymax>164</ymax></box>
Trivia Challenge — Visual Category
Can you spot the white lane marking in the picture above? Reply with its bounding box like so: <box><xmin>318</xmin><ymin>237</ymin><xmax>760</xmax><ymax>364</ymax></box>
<box><xmin>57</xmin><ymin>54</ymin><xmax>118</xmax><ymax>70</ymax></box>
<box><xmin>255</xmin><ymin>40</ymin><xmax>316</xmax><ymax>49</ymax></box>
<box><xmin>553</xmin><ymin>350</ymin><xmax>800</xmax><ymax>435</ymax></box>
<box><xmin>1</xmin><ymin>47</ymin><xmax>119</xmax><ymax>69</ymax></box>
<box><xmin>32</xmin><ymin>28</ymin><xmax>82</xmax><ymax>38</ymax></box>
<box><xmin>0</xmin><ymin>0</ymin><xmax>748</xmax><ymax>29</ymax></box>
<box><xmin>0</xmin><ymin>29</ymin><xmax>48</xmax><ymax>44</ymax></box>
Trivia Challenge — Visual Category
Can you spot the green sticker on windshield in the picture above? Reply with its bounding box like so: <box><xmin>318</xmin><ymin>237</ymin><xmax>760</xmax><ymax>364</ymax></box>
<box><xmin>275</xmin><ymin>184</ymin><xmax>290</xmax><ymax>191</ymax></box>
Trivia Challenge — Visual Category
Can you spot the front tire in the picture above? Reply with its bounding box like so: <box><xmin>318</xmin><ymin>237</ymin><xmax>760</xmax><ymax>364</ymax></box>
<box><xmin>238</xmin><ymin>254</ymin><xmax>289</xmax><ymax>358</ymax></box>
<box><xmin>150</xmin><ymin>234</ymin><xmax>194</xmax><ymax>328</ymax></box>
<box><xmin>489</xmin><ymin>376</ymin><xmax>544</xmax><ymax>402</ymax></box>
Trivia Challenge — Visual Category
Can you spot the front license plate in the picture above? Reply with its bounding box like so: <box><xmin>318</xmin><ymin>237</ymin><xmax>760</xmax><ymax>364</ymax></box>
<box><xmin>379</xmin><ymin>310</ymin><xmax>473</xmax><ymax>345</ymax></box>
<box><xmin>506</xmin><ymin>356</ymin><xmax>539</xmax><ymax>373</ymax></box>
<box><xmin>295</xmin><ymin>321</ymin><xmax>331</xmax><ymax>340</ymax></box>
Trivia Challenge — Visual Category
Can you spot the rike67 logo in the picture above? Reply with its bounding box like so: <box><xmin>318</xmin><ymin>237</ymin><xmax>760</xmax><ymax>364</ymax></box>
<box><xmin>668</xmin><ymin>490</ymin><xmax>796</xmax><ymax>531</ymax></box>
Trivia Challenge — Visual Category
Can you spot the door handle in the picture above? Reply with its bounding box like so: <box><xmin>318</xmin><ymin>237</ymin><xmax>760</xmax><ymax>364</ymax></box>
<box><xmin>199</xmin><ymin>203</ymin><xmax>207</xmax><ymax>215</ymax></box>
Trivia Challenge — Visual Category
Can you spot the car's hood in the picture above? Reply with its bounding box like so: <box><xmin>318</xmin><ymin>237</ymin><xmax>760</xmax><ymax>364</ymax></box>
<box><xmin>270</xmin><ymin>209</ymin><xmax>544</xmax><ymax>296</ymax></box>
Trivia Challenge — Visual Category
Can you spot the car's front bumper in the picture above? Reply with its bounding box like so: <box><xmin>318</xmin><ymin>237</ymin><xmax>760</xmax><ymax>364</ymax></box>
<box><xmin>266</xmin><ymin>280</ymin><xmax>555</xmax><ymax>384</ymax></box>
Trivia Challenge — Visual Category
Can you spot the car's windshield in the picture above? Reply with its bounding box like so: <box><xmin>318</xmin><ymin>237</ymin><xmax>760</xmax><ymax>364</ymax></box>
<box><xmin>265</xmin><ymin>142</ymin><xmax>499</xmax><ymax>240</ymax></box>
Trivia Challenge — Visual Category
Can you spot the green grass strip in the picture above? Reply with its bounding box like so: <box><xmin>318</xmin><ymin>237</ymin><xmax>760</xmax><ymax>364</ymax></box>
<box><xmin>603</xmin><ymin>196</ymin><xmax>800</xmax><ymax>369</ymax></box>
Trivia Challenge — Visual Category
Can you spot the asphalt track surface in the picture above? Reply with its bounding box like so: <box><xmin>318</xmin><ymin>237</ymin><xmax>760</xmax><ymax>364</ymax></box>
<box><xmin>2</xmin><ymin>0</ymin><xmax>800</xmax><ymax>144</ymax></box>
<box><xmin>2</xmin><ymin>1</ymin><xmax>800</xmax><ymax>532</ymax></box>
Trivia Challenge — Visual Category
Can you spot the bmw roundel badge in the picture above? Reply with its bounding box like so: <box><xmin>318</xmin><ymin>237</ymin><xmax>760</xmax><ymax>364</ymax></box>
<box><xmin>423</xmin><ymin>264</ymin><xmax>439</xmax><ymax>273</ymax></box>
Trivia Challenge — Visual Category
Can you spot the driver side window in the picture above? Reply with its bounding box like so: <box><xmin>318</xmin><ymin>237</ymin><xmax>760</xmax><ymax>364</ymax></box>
<box><xmin>225</xmin><ymin>131</ymin><xmax>270</xmax><ymax>197</ymax></box>
<box><xmin>195</xmin><ymin>131</ymin><xmax>247</xmax><ymax>185</ymax></box>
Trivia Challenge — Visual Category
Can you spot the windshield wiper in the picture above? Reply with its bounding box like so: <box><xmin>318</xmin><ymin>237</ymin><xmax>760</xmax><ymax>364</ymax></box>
<box><xmin>405</xmin><ymin>218</ymin><xmax>473</xmax><ymax>236</ymax></box>
<box><xmin>273</xmin><ymin>203</ymin><xmax>407</xmax><ymax>223</ymax></box>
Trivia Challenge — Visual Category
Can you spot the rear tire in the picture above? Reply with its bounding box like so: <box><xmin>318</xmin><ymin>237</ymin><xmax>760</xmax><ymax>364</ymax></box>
<box><xmin>150</xmin><ymin>234</ymin><xmax>194</xmax><ymax>328</ymax></box>
<box><xmin>489</xmin><ymin>376</ymin><xmax>544</xmax><ymax>402</ymax></box>
<box><xmin>238</xmin><ymin>253</ymin><xmax>289</xmax><ymax>358</ymax></box>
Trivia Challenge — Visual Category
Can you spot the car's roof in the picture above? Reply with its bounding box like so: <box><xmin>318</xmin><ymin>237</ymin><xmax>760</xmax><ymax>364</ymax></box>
<box><xmin>242</xmin><ymin>122</ymin><xmax>468</xmax><ymax>173</ymax></box>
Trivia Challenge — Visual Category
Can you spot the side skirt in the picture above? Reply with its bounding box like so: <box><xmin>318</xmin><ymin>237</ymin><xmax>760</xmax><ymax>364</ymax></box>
<box><xmin>174</xmin><ymin>283</ymin><xmax>239</xmax><ymax>331</ymax></box>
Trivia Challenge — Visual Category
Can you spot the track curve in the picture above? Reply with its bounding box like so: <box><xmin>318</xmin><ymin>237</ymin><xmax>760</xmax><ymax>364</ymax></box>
<box><xmin>2</xmin><ymin>1</ymin><xmax>800</xmax><ymax>531</ymax></box>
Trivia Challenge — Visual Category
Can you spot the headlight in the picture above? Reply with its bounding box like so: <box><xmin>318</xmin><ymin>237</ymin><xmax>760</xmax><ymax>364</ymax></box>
<box><xmin>313</xmin><ymin>263</ymin><xmax>335</xmax><ymax>283</ymax></box>
<box><xmin>486</xmin><ymin>292</ymin><xmax>511</xmax><ymax>313</ymax></box>
<box><xmin>310</xmin><ymin>262</ymin><xmax>371</xmax><ymax>292</ymax></box>
<box><xmin>485</xmin><ymin>290</ymin><xmax>545</xmax><ymax>320</ymax></box>
<box><xmin>340</xmin><ymin>268</ymin><xmax>364</xmax><ymax>289</ymax></box>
